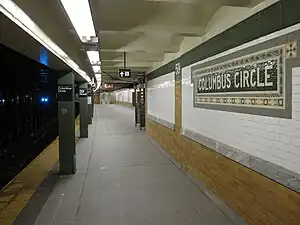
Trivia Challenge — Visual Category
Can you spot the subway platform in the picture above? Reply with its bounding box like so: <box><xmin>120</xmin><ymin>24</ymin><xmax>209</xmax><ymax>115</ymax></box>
<box><xmin>12</xmin><ymin>105</ymin><xmax>242</xmax><ymax>225</ymax></box>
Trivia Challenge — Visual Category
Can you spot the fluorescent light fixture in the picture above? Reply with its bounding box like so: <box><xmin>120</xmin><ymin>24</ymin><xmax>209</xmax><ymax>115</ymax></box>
<box><xmin>0</xmin><ymin>0</ymin><xmax>91</xmax><ymax>82</ymax></box>
<box><xmin>93</xmin><ymin>82</ymin><xmax>101</xmax><ymax>92</ymax></box>
<box><xmin>82</xmin><ymin>36</ymin><xmax>98</xmax><ymax>43</ymax></box>
<box><xmin>60</xmin><ymin>0</ymin><xmax>96</xmax><ymax>42</ymax></box>
<box><xmin>93</xmin><ymin>73</ymin><xmax>101</xmax><ymax>92</ymax></box>
<box><xmin>95</xmin><ymin>77</ymin><xmax>101</xmax><ymax>84</ymax></box>
<box><xmin>92</xmin><ymin>66</ymin><xmax>101</xmax><ymax>73</ymax></box>
<box><xmin>87</xmin><ymin>51</ymin><xmax>100</xmax><ymax>65</ymax></box>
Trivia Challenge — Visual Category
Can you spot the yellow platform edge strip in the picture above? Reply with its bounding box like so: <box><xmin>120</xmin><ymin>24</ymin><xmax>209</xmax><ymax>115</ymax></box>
<box><xmin>0</xmin><ymin>116</ymin><xmax>80</xmax><ymax>225</ymax></box>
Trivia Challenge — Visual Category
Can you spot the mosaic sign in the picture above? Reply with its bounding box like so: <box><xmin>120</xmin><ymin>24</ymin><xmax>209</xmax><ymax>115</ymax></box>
<box><xmin>192</xmin><ymin>41</ymin><xmax>297</xmax><ymax>116</ymax></box>
<box><xmin>197</xmin><ymin>59</ymin><xmax>278</xmax><ymax>94</ymax></box>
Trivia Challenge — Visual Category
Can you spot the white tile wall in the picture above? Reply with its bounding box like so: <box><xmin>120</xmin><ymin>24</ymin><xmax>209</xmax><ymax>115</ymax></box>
<box><xmin>115</xmin><ymin>89</ymin><xmax>134</xmax><ymax>103</ymax></box>
<box><xmin>128</xmin><ymin>89</ymin><xmax>133</xmax><ymax>103</ymax></box>
<box><xmin>182</xmin><ymin>67</ymin><xmax>300</xmax><ymax>174</ymax></box>
<box><xmin>147</xmin><ymin>72</ymin><xmax>175</xmax><ymax>124</ymax></box>
<box><xmin>124</xmin><ymin>90</ymin><xmax>129</xmax><ymax>103</ymax></box>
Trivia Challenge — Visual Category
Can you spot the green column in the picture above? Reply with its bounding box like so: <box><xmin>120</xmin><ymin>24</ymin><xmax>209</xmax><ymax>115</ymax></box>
<box><xmin>87</xmin><ymin>85</ymin><xmax>92</xmax><ymax>124</ymax></box>
<box><xmin>92</xmin><ymin>92</ymin><xmax>94</xmax><ymax>118</ymax></box>
<box><xmin>79</xmin><ymin>83</ymin><xmax>88</xmax><ymax>138</ymax></box>
<box><xmin>57</xmin><ymin>72</ymin><xmax>76</xmax><ymax>174</ymax></box>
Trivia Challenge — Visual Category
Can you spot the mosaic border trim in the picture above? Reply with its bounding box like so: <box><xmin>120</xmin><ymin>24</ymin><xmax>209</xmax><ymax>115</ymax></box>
<box><xmin>193</xmin><ymin>46</ymin><xmax>282</xmax><ymax>83</ymax></box>
<box><xmin>193</xmin><ymin>44</ymin><xmax>287</xmax><ymax>110</ymax></box>
<box><xmin>181</xmin><ymin>128</ymin><xmax>300</xmax><ymax>193</ymax></box>
<box><xmin>147</xmin><ymin>114</ymin><xmax>175</xmax><ymax>131</ymax></box>
<box><xmin>195</xmin><ymin>96</ymin><xmax>284</xmax><ymax>108</ymax></box>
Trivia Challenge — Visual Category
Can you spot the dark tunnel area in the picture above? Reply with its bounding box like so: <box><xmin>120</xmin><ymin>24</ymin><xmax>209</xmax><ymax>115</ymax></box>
<box><xmin>0</xmin><ymin>44</ymin><xmax>79</xmax><ymax>189</ymax></box>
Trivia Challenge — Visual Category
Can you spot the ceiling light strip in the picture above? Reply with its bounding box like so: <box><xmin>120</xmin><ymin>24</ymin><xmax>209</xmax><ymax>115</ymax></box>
<box><xmin>60</xmin><ymin>0</ymin><xmax>96</xmax><ymax>42</ymax></box>
<box><xmin>0</xmin><ymin>1</ymin><xmax>91</xmax><ymax>82</ymax></box>
<box><xmin>94</xmin><ymin>82</ymin><xmax>101</xmax><ymax>92</ymax></box>
<box><xmin>92</xmin><ymin>65</ymin><xmax>101</xmax><ymax>73</ymax></box>
<box><xmin>59</xmin><ymin>0</ymin><xmax>102</xmax><ymax>90</ymax></box>
<box><xmin>59</xmin><ymin>0</ymin><xmax>101</xmax><ymax>90</ymax></box>
<box><xmin>87</xmin><ymin>51</ymin><xmax>100</xmax><ymax>65</ymax></box>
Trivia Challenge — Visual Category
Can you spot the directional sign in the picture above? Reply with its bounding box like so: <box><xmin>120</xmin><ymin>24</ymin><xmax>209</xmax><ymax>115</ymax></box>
<box><xmin>119</xmin><ymin>69</ymin><xmax>131</xmax><ymax>78</ymax></box>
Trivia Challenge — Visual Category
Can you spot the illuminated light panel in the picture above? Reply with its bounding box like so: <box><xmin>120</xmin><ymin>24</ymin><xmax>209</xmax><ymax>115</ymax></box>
<box><xmin>94</xmin><ymin>73</ymin><xmax>101</xmax><ymax>90</ymax></box>
<box><xmin>93</xmin><ymin>75</ymin><xmax>101</xmax><ymax>92</ymax></box>
<box><xmin>0</xmin><ymin>0</ymin><xmax>91</xmax><ymax>82</ymax></box>
<box><xmin>92</xmin><ymin>66</ymin><xmax>101</xmax><ymax>73</ymax></box>
<box><xmin>94</xmin><ymin>82</ymin><xmax>101</xmax><ymax>92</ymax></box>
<box><xmin>87</xmin><ymin>51</ymin><xmax>100</xmax><ymax>65</ymax></box>
<box><xmin>39</xmin><ymin>46</ymin><xmax>49</xmax><ymax>66</ymax></box>
<box><xmin>82</xmin><ymin>36</ymin><xmax>98</xmax><ymax>43</ymax></box>
<box><xmin>40</xmin><ymin>97</ymin><xmax>49</xmax><ymax>103</ymax></box>
<box><xmin>60</xmin><ymin>0</ymin><xmax>96</xmax><ymax>42</ymax></box>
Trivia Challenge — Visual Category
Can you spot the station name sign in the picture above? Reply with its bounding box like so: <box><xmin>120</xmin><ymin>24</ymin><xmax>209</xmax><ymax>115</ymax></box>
<box><xmin>197</xmin><ymin>60</ymin><xmax>277</xmax><ymax>93</ymax></box>
<box><xmin>191</xmin><ymin>42</ymin><xmax>297</xmax><ymax>117</ymax></box>
<box><xmin>58</xmin><ymin>85</ymin><xmax>73</xmax><ymax>101</ymax></box>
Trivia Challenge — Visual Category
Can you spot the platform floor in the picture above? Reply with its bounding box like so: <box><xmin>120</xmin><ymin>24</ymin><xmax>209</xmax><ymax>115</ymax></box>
<box><xmin>14</xmin><ymin>105</ymin><xmax>238</xmax><ymax>225</ymax></box>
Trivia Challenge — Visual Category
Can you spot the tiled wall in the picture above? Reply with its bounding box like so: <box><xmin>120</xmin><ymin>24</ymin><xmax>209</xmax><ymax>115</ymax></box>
<box><xmin>182</xmin><ymin>29</ymin><xmax>300</xmax><ymax>177</ymax></box>
<box><xmin>116</xmin><ymin>89</ymin><xmax>134</xmax><ymax>103</ymax></box>
<box><xmin>147</xmin><ymin>117</ymin><xmax>300</xmax><ymax>225</ymax></box>
<box><xmin>147</xmin><ymin>62</ymin><xmax>300</xmax><ymax>224</ymax></box>
<box><xmin>182</xmin><ymin>67</ymin><xmax>300</xmax><ymax>174</ymax></box>
<box><xmin>146</xmin><ymin>64</ymin><xmax>300</xmax><ymax>225</ymax></box>
<box><xmin>147</xmin><ymin>72</ymin><xmax>175</xmax><ymax>128</ymax></box>
<box><xmin>145</xmin><ymin>1</ymin><xmax>300</xmax><ymax>223</ymax></box>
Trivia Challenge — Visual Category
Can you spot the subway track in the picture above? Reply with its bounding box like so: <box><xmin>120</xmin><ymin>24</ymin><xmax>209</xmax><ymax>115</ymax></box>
<box><xmin>0</xmin><ymin>103</ymin><xmax>80</xmax><ymax>190</ymax></box>
<box><xmin>0</xmin><ymin>118</ymin><xmax>58</xmax><ymax>190</ymax></box>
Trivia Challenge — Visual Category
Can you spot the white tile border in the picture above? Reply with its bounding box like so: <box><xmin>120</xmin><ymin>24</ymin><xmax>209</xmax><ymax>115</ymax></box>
<box><xmin>147</xmin><ymin>114</ymin><xmax>175</xmax><ymax>131</ymax></box>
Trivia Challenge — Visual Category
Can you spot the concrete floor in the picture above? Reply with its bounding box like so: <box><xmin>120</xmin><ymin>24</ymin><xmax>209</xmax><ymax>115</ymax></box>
<box><xmin>15</xmin><ymin>105</ymin><xmax>240</xmax><ymax>225</ymax></box>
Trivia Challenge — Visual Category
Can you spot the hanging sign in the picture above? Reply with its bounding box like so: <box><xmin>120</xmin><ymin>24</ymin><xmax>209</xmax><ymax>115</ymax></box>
<box><xmin>119</xmin><ymin>69</ymin><xmax>131</xmax><ymax>78</ymax></box>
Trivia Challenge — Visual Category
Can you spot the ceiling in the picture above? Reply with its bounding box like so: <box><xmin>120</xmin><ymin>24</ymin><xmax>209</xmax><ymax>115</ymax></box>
<box><xmin>91</xmin><ymin>0</ymin><xmax>263</xmax><ymax>82</ymax></box>
<box><xmin>1</xmin><ymin>0</ymin><xmax>267</xmax><ymax>84</ymax></box>
<box><xmin>1</xmin><ymin>0</ymin><xmax>96</xmax><ymax>82</ymax></box>
<box><xmin>0</xmin><ymin>13</ymin><xmax>68</xmax><ymax>71</ymax></box>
